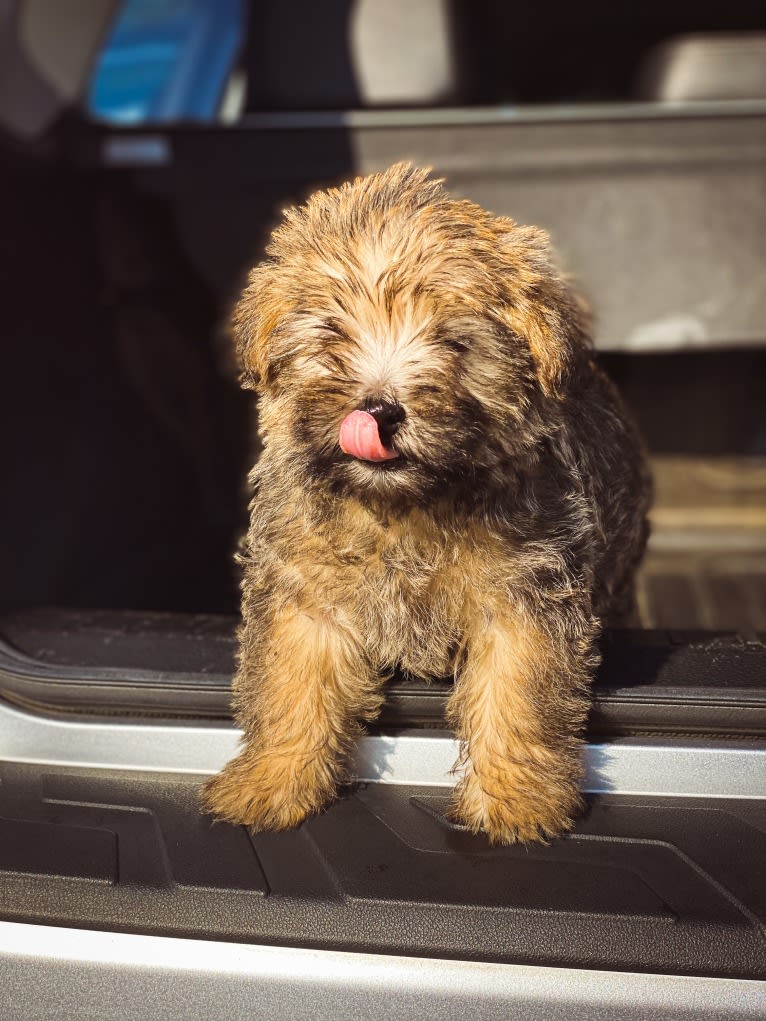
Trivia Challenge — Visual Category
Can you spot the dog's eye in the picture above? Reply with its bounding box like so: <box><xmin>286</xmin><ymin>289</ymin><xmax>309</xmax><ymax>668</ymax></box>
<box><xmin>442</xmin><ymin>336</ymin><xmax>470</xmax><ymax>354</ymax></box>
<box><xmin>315</xmin><ymin>351</ymin><xmax>349</xmax><ymax>376</ymax></box>
<box><xmin>319</xmin><ymin>317</ymin><xmax>344</xmax><ymax>334</ymax></box>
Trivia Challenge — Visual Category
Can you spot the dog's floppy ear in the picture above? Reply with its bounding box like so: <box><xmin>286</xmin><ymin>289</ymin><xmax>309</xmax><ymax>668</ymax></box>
<box><xmin>231</xmin><ymin>263</ymin><xmax>288</xmax><ymax>391</ymax></box>
<box><xmin>496</xmin><ymin>224</ymin><xmax>592</xmax><ymax>398</ymax></box>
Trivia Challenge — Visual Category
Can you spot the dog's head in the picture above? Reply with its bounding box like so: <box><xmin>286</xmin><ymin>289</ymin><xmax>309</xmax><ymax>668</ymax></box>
<box><xmin>234</xmin><ymin>164</ymin><xmax>591</xmax><ymax>505</ymax></box>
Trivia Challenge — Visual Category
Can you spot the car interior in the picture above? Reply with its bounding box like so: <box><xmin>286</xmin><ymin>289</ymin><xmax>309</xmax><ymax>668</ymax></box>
<box><xmin>0</xmin><ymin>1</ymin><xmax>764</xmax><ymax>1017</ymax></box>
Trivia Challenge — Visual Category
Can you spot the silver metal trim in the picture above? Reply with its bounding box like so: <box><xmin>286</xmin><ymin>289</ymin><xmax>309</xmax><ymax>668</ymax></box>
<box><xmin>0</xmin><ymin>921</ymin><xmax>763</xmax><ymax>1021</ymax></box>
<box><xmin>0</xmin><ymin>700</ymin><xmax>764</xmax><ymax>798</ymax></box>
<box><xmin>102</xmin><ymin>135</ymin><xmax>172</xmax><ymax>166</ymax></box>
<box><xmin>94</xmin><ymin>102</ymin><xmax>766</xmax><ymax>168</ymax></box>
<box><xmin>233</xmin><ymin>98</ymin><xmax>766</xmax><ymax>130</ymax></box>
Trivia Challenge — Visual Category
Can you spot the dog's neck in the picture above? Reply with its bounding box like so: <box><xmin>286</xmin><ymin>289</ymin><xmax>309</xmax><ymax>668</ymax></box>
<box><xmin>314</xmin><ymin>478</ymin><xmax>524</xmax><ymax>534</ymax></box>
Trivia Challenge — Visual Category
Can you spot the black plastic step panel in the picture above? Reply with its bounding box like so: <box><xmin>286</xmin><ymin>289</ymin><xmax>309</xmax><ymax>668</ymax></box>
<box><xmin>1</xmin><ymin>609</ymin><xmax>765</xmax><ymax>736</ymax></box>
<box><xmin>0</xmin><ymin>762</ymin><xmax>764</xmax><ymax>978</ymax></box>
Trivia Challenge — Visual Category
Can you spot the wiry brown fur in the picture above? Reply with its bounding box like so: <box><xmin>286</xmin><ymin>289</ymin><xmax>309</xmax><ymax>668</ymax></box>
<box><xmin>202</xmin><ymin>163</ymin><xmax>651</xmax><ymax>844</ymax></box>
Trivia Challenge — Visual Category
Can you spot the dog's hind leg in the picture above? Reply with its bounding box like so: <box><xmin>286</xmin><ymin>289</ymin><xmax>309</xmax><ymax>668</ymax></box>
<box><xmin>201</xmin><ymin>605</ymin><xmax>381</xmax><ymax>830</ymax></box>
<box><xmin>446</xmin><ymin>605</ymin><xmax>595</xmax><ymax>844</ymax></box>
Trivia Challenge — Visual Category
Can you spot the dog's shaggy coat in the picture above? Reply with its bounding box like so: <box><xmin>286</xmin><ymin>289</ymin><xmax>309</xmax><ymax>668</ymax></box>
<box><xmin>202</xmin><ymin>164</ymin><xmax>651</xmax><ymax>843</ymax></box>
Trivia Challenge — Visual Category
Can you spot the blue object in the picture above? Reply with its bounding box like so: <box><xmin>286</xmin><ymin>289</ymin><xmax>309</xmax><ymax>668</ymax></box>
<box><xmin>88</xmin><ymin>0</ymin><xmax>245</xmax><ymax>124</ymax></box>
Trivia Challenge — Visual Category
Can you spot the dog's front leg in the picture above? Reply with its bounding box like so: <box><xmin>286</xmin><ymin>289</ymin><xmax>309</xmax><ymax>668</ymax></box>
<box><xmin>202</xmin><ymin>602</ymin><xmax>380</xmax><ymax>830</ymax></box>
<box><xmin>446</xmin><ymin>605</ymin><xmax>595</xmax><ymax>844</ymax></box>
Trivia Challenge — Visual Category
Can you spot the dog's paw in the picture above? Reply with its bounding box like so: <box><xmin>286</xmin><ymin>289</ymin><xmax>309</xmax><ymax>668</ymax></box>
<box><xmin>448</xmin><ymin>764</ymin><xmax>583</xmax><ymax>845</ymax></box>
<box><xmin>200</xmin><ymin>749</ymin><xmax>338</xmax><ymax>831</ymax></box>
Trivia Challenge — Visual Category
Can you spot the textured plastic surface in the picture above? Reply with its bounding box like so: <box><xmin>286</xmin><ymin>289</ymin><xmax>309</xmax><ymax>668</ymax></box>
<box><xmin>80</xmin><ymin>109</ymin><xmax>766</xmax><ymax>352</ymax></box>
<box><xmin>1</xmin><ymin>609</ymin><xmax>764</xmax><ymax>735</ymax></box>
<box><xmin>637</xmin><ymin>34</ymin><xmax>766</xmax><ymax>102</ymax></box>
<box><xmin>0</xmin><ymin>763</ymin><xmax>763</xmax><ymax>978</ymax></box>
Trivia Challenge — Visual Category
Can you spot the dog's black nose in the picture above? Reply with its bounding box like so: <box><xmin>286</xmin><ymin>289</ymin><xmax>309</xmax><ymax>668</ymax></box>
<box><xmin>362</xmin><ymin>398</ymin><xmax>406</xmax><ymax>445</ymax></box>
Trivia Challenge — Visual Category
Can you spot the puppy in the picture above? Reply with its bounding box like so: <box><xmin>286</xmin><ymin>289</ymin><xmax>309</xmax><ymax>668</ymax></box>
<box><xmin>202</xmin><ymin>163</ymin><xmax>651</xmax><ymax>844</ymax></box>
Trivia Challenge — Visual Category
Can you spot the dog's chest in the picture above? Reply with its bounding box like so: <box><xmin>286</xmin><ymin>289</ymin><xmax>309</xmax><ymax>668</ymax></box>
<box><xmin>346</xmin><ymin>527</ymin><xmax>467</xmax><ymax>677</ymax></box>
<box><xmin>294</xmin><ymin>502</ymin><xmax>500</xmax><ymax>676</ymax></box>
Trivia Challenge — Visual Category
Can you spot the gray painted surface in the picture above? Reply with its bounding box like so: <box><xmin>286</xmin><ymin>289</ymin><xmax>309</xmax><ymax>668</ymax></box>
<box><xmin>1</xmin><ymin>922</ymin><xmax>764</xmax><ymax>1021</ymax></box>
<box><xmin>348</xmin><ymin>114</ymin><xmax>766</xmax><ymax>354</ymax></box>
<box><xmin>0</xmin><ymin>699</ymin><xmax>764</xmax><ymax>798</ymax></box>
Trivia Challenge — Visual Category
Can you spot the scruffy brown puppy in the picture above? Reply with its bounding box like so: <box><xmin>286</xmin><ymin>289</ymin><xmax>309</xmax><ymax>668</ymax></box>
<box><xmin>202</xmin><ymin>164</ymin><xmax>650</xmax><ymax>844</ymax></box>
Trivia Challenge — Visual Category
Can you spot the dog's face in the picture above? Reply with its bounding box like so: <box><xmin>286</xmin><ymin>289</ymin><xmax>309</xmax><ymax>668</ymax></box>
<box><xmin>235</xmin><ymin>165</ymin><xmax>590</xmax><ymax>505</ymax></box>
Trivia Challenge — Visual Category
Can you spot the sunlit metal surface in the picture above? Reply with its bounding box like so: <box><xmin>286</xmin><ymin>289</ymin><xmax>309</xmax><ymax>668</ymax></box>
<box><xmin>0</xmin><ymin>700</ymin><xmax>763</xmax><ymax>797</ymax></box>
<box><xmin>0</xmin><ymin>921</ymin><xmax>763</xmax><ymax>1021</ymax></box>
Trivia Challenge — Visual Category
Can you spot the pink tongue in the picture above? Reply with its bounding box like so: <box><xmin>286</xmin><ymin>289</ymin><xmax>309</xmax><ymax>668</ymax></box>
<box><xmin>339</xmin><ymin>410</ymin><xmax>399</xmax><ymax>462</ymax></box>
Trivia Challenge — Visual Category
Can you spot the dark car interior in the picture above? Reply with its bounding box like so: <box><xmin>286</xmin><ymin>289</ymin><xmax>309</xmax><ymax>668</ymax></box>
<box><xmin>0</xmin><ymin>1</ymin><xmax>764</xmax><ymax>1015</ymax></box>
